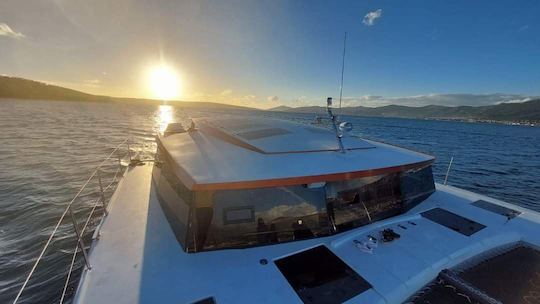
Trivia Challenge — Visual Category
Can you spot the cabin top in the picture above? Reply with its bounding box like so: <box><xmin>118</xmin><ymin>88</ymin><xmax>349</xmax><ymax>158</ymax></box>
<box><xmin>157</xmin><ymin>116</ymin><xmax>434</xmax><ymax>190</ymax></box>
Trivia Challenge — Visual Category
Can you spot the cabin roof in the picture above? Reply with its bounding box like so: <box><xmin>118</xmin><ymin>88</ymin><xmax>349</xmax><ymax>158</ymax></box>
<box><xmin>158</xmin><ymin>117</ymin><xmax>435</xmax><ymax>190</ymax></box>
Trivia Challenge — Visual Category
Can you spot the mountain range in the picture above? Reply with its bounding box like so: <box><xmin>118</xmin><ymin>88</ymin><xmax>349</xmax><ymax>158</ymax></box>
<box><xmin>1</xmin><ymin>76</ymin><xmax>539</xmax><ymax>122</ymax></box>
<box><xmin>269</xmin><ymin>101</ymin><xmax>540</xmax><ymax>122</ymax></box>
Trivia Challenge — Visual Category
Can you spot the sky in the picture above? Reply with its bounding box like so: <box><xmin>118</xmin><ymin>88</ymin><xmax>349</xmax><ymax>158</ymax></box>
<box><xmin>1</xmin><ymin>0</ymin><xmax>539</xmax><ymax>109</ymax></box>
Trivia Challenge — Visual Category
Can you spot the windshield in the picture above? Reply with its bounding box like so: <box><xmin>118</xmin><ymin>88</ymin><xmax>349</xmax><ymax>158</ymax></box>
<box><xmin>154</xmin><ymin>155</ymin><xmax>435</xmax><ymax>252</ymax></box>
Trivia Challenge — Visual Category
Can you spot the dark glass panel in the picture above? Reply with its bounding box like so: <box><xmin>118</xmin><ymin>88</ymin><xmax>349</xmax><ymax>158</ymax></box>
<box><xmin>421</xmin><ymin>208</ymin><xmax>485</xmax><ymax>236</ymax></box>
<box><xmin>275</xmin><ymin>246</ymin><xmax>372</xmax><ymax>304</ymax></box>
<box><xmin>193</xmin><ymin>185</ymin><xmax>330</xmax><ymax>251</ymax></box>
<box><xmin>327</xmin><ymin>173</ymin><xmax>402</xmax><ymax>233</ymax></box>
<box><xmin>153</xmin><ymin>143</ymin><xmax>192</xmax><ymax>249</ymax></box>
<box><xmin>400</xmin><ymin>165</ymin><xmax>435</xmax><ymax>211</ymax></box>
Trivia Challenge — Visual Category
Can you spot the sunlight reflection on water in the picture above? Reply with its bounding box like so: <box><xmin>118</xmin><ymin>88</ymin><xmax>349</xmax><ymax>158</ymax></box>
<box><xmin>156</xmin><ymin>104</ymin><xmax>174</xmax><ymax>133</ymax></box>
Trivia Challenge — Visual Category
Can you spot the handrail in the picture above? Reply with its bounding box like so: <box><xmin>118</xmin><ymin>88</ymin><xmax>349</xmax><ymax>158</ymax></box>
<box><xmin>12</xmin><ymin>138</ymin><xmax>133</xmax><ymax>304</ymax></box>
<box><xmin>59</xmin><ymin>164</ymin><xmax>124</xmax><ymax>303</ymax></box>
<box><xmin>444</xmin><ymin>156</ymin><xmax>454</xmax><ymax>185</ymax></box>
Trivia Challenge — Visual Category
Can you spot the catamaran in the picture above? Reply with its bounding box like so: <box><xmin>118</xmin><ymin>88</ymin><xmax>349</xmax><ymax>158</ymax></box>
<box><xmin>14</xmin><ymin>98</ymin><xmax>540</xmax><ymax>304</ymax></box>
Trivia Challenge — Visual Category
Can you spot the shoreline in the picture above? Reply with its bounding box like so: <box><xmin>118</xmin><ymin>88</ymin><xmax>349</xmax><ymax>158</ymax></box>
<box><xmin>2</xmin><ymin>97</ymin><xmax>538</xmax><ymax>127</ymax></box>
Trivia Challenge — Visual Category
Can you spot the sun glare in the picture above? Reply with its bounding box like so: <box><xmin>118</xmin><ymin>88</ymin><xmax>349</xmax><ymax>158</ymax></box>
<box><xmin>148</xmin><ymin>65</ymin><xmax>181</xmax><ymax>100</ymax></box>
<box><xmin>157</xmin><ymin>105</ymin><xmax>174</xmax><ymax>133</ymax></box>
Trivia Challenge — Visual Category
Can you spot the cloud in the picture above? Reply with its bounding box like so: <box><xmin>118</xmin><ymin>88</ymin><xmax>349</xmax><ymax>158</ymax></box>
<box><xmin>0</xmin><ymin>23</ymin><xmax>25</xmax><ymax>39</ymax></box>
<box><xmin>495</xmin><ymin>97</ymin><xmax>533</xmax><ymax>104</ymax></box>
<box><xmin>518</xmin><ymin>25</ymin><xmax>529</xmax><ymax>32</ymax></box>
<box><xmin>220</xmin><ymin>89</ymin><xmax>232</xmax><ymax>96</ymax></box>
<box><xmin>295</xmin><ymin>96</ymin><xmax>310</xmax><ymax>106</ymax></box>
<box><xmin>185</xmin><ymin>91</ymin><xmax>264</xmax><ymax>108</ymax></box>
<box><xmin>267</xmin><ymin>95</ymin><xmax>279</xmax><ymax>102</ymax></box>
<box><xmin>363</xmin><ymin>9</ymin><xmax>382</xmax><ymax>26</ymax></box>
<box><xmin>338</xmin><ymin>93</ymin><xmax>536</xmax><ymax>107</ymax></box>
<box><xmin>231</xmin><ymin>94</ymin><xmax>259</xmax><ymax>107</ymax></box>
<box><xmin>184</xmin><ymin>91</ymin><xmax>536</xmax><ymax>110</ymax></box>
<box><xmin>276</xmin><ymin>93</ymin><xmax>537</xmax><ymax>108</ymax></box>
<box><xmin>83</xmin><ymin>79</ymin><xmax>101</xmax><ymax>88</ymax></box>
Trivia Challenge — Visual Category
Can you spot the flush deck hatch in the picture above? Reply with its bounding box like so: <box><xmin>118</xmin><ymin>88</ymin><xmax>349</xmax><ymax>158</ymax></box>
<box><xmin>421</xmin><ymin>208</ymin><xmax>486</xmax><ymax>236</ymax></box>
<box><xmin>471</xmin><ymin>200</ymin><xmax>521</xmax><ymax>220</ymax></box>
<box><xmin>274</xmin><ymin>245</ymin><xmax>371</xmax><ymax>304</ymax></box>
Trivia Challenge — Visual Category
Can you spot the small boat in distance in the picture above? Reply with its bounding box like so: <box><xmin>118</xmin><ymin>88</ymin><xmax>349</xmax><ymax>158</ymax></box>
<box><xmin>65</xmin><ymin>99</ymin><xmax>540</xmax><ymax>303</ymax></box>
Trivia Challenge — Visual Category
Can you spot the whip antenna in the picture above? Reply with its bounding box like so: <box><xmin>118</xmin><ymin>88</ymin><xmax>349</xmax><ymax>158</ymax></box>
<box><xmin>339</xmin><ymin>31</ymin><xmax>347</xmax><ymax>109</ymax></box>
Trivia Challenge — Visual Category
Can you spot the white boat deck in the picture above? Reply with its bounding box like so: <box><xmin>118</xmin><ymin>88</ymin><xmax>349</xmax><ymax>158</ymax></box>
<box><xmin>74</xmin><ymin>164</ymin><xmax>540</xmax><ymax>304</ymax></box>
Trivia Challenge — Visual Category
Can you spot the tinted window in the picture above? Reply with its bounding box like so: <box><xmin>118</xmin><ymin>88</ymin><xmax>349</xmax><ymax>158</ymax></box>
<box><xmin>326</xmin><ymin>165</ymin><xmax>435</xmax><ymax>233</ymax></box>
<box><xmin>154</xmin><ymin>144</ymin><xmax>192</xmax><ymax>249</ymax></box>
<box><xmin>327</xmin><ymin>173</ymin><xmax>402</xmax><ymax>232</ymax></box>
<box><xmin>189</xmin><ymin>185</ymin><xmax>330</xmax><ymax>251</ymax></box>
<box><xmin>401</xmin><ymin>165</ymin><xmax>435</xmax><ymax>211</ymax></box>
<box><xmin>154</xmin><ymin>158</ymin><xmax>436</xmax><ymax>252</ymax></box>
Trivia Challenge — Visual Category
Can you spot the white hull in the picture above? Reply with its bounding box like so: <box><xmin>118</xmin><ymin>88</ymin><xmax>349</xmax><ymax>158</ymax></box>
<box><xmin>74</xmin><ymin>164</ymin><xmax>540</xmax><ymax>304</ymax></box>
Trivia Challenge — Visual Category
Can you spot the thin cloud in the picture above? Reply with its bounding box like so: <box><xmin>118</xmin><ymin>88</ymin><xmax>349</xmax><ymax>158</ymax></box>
<box><xmin>83</xmin><ymin>79</ymin><xmax>101</xmax><ymax>88</ymax></box>
<box><xmin>0</xmin><ymin>23</ymin><xmax>25</xmax><ymax>39</ymax></box>
<box><xmin>220</xmin><ymin>89</ymin><xmax>232</xmax><ymax>96</ymax></box>
<box><xmin>496</xmin><ymin>97</ymin><xmax>532</xmax><ymax>104</ymax></box>
<box><xmin>278</xmin><ymin>93</ymin><xmax>537</xmax><ymax>108</ymax></box>
<box><xmin>339</xmin><ymin>93</ymin><xmax>536</xmax><ymax>107</ymax></box>
<box><xmin>267</xmin><ymin>95</ymin><xmax>279</xmax><ymax>102</ymax></box>
<box><xmin>295</xmin><ymin>96</ymin><xmax>310</xmax><ymax>106</ymax></box>
<box><xmin>518</xmin><ymin>25</ymin><xmax>529</xmax><ymax>32</ymax></box>
<box><xmin>84</xmin><ymin>79</ymin><xmax>100</xmax><ymax>84</ymax></box>
<box><xmin>363</xmin><ymin>9</ymin><xmax>382</xmax><ymax>26</ymax></box>
<box><xmin>231</xmin><ymin>94</ymin><xmax>259</xmax><ymax>108</ymax></box>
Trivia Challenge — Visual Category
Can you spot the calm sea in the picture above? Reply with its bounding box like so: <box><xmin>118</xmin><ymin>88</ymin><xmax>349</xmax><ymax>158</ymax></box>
<box><xmin>1</xmin><ymin>98</ymin><xmax>539</xmax><ymax>303</ymax></box>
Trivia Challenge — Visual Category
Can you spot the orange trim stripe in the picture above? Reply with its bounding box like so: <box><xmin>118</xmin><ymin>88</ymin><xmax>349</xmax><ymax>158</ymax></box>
<box><xmin>190</xmin><ymin>159</ymin><xmax>434</xmax><ymax>191</ymax></box>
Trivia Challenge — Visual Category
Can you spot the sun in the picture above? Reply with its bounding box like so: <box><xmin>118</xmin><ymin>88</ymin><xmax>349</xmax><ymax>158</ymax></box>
<box><xmin>148</xmin><ymin>65</ymin><xmax>181</xmax><ymax>100</ymax></box>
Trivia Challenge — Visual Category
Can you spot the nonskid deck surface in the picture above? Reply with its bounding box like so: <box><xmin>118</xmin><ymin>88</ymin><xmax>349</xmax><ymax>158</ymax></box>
<box><xmin>74</xmin><ymin>165</ymin><xmax>540</xmax><ymax>304</ymax></box>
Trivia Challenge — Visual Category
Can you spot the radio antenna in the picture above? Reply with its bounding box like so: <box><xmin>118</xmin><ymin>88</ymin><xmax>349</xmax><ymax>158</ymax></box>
<box><xmin>339</xmin><ymin>31</ymin><xmax>347</xmax><ymax>109</ymax></box>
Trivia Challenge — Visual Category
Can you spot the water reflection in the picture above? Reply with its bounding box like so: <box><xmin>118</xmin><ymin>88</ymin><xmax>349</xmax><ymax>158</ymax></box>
<box><xmin>156</xmin><ymin>104</ymin><xmax>174</xmax><ymax>133</ymax></box>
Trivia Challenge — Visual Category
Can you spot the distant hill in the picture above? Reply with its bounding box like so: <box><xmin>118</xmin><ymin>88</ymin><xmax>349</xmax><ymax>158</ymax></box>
<box><xmin>3</xmin><ymin>76</ymin><xmax>539</xmax><ymax>122</ymax></box>
<box><xmin>0</xmin><ymin>76</ymin><xmax>250</xmax><ymax>110</ymax></box>
<box><xmin>270</xmin><ymin>100</ymin><xmax>540</xmax><ymax>122</ymax></box>
<box><xmin>0</xmin><ymin>76</ymin><xmax>110</xmax><ymax>102</ymax></box>
<box><xmin>269</xmin><ymin>105</ymin><xmax>293</xmax><ymax>112</ymax></box>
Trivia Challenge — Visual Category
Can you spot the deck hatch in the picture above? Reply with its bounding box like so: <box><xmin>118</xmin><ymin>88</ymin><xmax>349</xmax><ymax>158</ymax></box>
<box><xmin>471</xmin><ymin>200</ymin><xmax>521</xmax><ymax>220</ymax></box>
<box><xmin>215</xmin><ymin>121</ymin><xmax>267</xmax><ymax>130</ymax></box>
<box><xmin>195</xmin><ymin>117</ymin><xmax>380</xmax><ymax>153</ymax></box>
<box><xmin>421</xmin><ymin>208</ymin><xmax>486</xmax><ymax>236</ymax></box>
<box><xmin>236</xmin><ymin>128</ymin><xmax>291</xmax><ymax>140</ymax></box>
<box><xmin>274</xmin><ymin>245</ymin><xmax>371</xmax><ymax>304</ymax></box>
